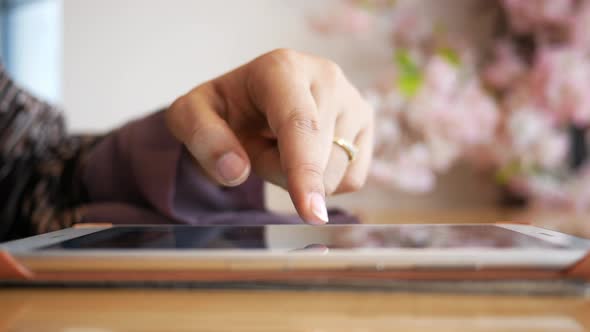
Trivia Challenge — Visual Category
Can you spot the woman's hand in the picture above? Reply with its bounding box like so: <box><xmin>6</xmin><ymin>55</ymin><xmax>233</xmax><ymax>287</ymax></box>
<box><xmin>166</xmin><ymin>49</ymin><xmax>374</xmax><ymax>225</ymax></box>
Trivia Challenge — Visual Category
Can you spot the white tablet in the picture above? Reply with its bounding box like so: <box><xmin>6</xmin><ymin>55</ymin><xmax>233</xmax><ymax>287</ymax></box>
<box><xmin>2</xmin><ymin>224</ymin><xmax>589</xmax><ymax>272</ymax></box>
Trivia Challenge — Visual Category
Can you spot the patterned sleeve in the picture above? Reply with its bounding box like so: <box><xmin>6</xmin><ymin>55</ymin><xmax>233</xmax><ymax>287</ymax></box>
<box><xmin>0</xmin><ymin>64</ymin><xmax>101</xmax><ymax>240</ymax></box>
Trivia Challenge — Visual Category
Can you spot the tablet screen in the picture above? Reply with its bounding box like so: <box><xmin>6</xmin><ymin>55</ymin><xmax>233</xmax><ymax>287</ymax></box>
<box><xmin>38</xmin><ymin>225</ymin><xmax>567</xmax><ymax>250</ymax></box>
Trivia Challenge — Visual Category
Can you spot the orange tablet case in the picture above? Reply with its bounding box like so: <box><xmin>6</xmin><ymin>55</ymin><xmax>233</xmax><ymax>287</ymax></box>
<box><xmin>1</xmin><ymin>224</ymin><xmax>589</xmax><ymax>283</ymax></box>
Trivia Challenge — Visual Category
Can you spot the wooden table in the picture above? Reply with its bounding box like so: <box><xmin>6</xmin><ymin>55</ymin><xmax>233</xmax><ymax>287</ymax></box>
<box><xmin>1</xmin><ymin>209</ymin><xmax>589</xmax><ymax>332</ymax></box>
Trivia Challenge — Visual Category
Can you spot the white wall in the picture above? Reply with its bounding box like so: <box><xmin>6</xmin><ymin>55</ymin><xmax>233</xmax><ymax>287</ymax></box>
<box><xmin>62</xmin><ymin>0</ymin><xmax>500</xmax><ymax>212</ymax></box>
<box><xmin>62</xmin><ymin>0</ymin><xmax>391</xmax><ymax>131</ymax></box>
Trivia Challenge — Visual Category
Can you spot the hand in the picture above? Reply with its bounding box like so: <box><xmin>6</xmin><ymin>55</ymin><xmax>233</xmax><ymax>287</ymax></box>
<box><xmin>166</xmin><ymin>49</ymin><xmax>374</xmax><ymax>225</ymax></box>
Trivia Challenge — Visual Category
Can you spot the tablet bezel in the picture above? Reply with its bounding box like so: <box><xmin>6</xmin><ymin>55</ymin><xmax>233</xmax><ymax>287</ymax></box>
<box><xmin>2</xmin><ymin>224</ymin><xmax>589</xmax><ymax>272</ymax></box>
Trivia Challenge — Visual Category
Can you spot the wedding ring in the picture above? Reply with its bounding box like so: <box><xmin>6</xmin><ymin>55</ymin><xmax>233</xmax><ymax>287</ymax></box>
<box><xmin>333</xmin><ymin>137</ymin><xmax>358</xmax><ymax>162</ymax></box>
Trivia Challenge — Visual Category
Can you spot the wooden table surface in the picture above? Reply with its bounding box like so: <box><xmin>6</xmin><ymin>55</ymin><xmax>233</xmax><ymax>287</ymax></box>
<box><xmin>1</xmin><ymin>209</ymin><xmax>589</xmax><ymax>332</ymax></box>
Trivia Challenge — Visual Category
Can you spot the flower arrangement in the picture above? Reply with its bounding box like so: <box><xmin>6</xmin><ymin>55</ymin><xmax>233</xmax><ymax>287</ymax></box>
<box><xmin>312</xmin><ymin>0</ymin><xmax>590</xmax><ymax>210</ymax></box>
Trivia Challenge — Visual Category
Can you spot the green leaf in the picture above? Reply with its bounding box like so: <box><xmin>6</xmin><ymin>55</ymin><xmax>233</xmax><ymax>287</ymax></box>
<box><xmin>495</xmin><ymin>160</ymin><xmax>521</xmax><ymax>185</ymax></box>
<box><xmin>437</xmin><ymin>47</ymin><xmax>460</xmax><ymax>66</ymax></box>
<box><xmin>358</xmin><ymin>0</ymin><xmax>373</xmax><ymax>10</ymax></box>
<box><xmin>393</xmin><ymin>49</ymin><xmax>423</xmax><ymax>97</ymax></box>
<box><xmin>359</xmin><ymin>0</ymin><xmax>397</xmax><ymax>9</ymax></box>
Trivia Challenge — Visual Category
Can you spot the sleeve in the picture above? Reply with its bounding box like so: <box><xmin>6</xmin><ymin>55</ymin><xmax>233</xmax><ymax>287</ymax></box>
<box><xmin>80</xmin><ymin>110</ymin><xmax>268</xmax><ymax>225</ymax></box>
<box><xmin>0</xmin><ymin>64</ymin><xmax>101</xmax><ymax>240</ymax></box>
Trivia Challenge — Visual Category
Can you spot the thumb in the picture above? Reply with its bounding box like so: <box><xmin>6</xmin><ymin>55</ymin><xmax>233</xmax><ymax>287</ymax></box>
<box><xmin>166</xmin><ymin>86</ymin><xmax>251</xmax><ymax>186</ymax></box>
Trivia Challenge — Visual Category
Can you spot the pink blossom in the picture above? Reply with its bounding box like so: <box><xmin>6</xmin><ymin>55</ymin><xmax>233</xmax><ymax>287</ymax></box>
<box><xmin>407</xmin><ymin>57</ymin><xmax>499</xmax><ymax>161</ymax></box>
<box><xmin>421</xmin><ymin>56</ymin><xmax>458</xmax><ymax>95</ymax></box>
<box><xmin>371</xmin><ymin>145</ymin><xmax>436</xmax><ymax>193</ymax></box>
<box><xmin>482</xmin><ymin>41</ymin><xmax>526</xmax><ymax>90</ymax></box>
<box><xmin>373</xmin><ymin>113</ymin><xmax>401</xmax><ymax>153</ymax></box>
<box><xmin>571</xmin><ymin>1</ymin><xmax>590</xmax><ymax>51</ymax></box>
<box><xmin>565</xmin><ymin>166</ymin><xmax>590</xmax><ymax>210</ymax></box>
<box><xmin>523</xmin><ymin>167</ymin><xmax>590</xmax><ymax>211</ymax></box>
<box><xmin>535</xmin><ymin>132</ymin><xmax>569</xmax><ymax>169</ymax></box>
<box><xmin>529</xmin><ymin>47</ymin><xmax>590</xmax><ymax>126</ymax></box>
<box><xmin>501</xmin><ymin>0</ymin><xmax>577</xmax><ymax>35</ymax></box>
<box><xmin>405</xmin><ymin>58</ymin><xmax>457</xmax><ymax>135</ymax></box>
<box><xmin>506</xmin><ymin>108</ymin><xmax>568</xmax><ymax>169</ymax></box>
<box><xmin>423</xmin><ymin>135</ymin><xmax>460</xmax><ymax>171</ymax></box>
<box><xmin>512</xmin><ymin>175</ymin><xmax>570</xmax><ymax>208</ymax></box>
<box><xmin>315</xmin><ymin>0</ymin><xmax>590</xmax><ymax>210</ymax></box>
<box><xmin>309</xmin><ymin>2</ymin><xmax>373</xmax><ymax>35</ymax></box>
<box><xmin>448</xmin><ymin>81</ymin><xmax>499</xmax><ymax>145</ymax></box>
<box><xmin>390</xmin><ymin>9</ymin><xmax>434</xmax><ymax>48</ymax></box>
<box><xmin>506</xmin><ymin>107</ymin><xmax>551</xmax><ymax>153</ymax></box>
<box><xmin>502</xmin><ymin>0</ymin><xmax>590</xmax><ymax>51</ymax></box>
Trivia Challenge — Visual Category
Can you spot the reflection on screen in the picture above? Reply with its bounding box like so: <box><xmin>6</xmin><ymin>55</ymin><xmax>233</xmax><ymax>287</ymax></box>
<box><xmin>39</xmin><ymin>225</ymin><xmax>566</xmax><ymax>251</ymax></box>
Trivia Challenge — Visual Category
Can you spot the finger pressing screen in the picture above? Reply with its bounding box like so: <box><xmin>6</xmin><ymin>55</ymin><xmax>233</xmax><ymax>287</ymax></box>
<box><xmin>254</xmin><ymin>74</ymin><xmax>332</xmax><ymax>224</ymax></box>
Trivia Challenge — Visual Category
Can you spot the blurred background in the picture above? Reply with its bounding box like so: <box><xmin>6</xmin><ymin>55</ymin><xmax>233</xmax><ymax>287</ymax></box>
<box><xmin>4</xmin><ymin>0</ymin><xmax>589</xmax><ymax>218</ymax></box>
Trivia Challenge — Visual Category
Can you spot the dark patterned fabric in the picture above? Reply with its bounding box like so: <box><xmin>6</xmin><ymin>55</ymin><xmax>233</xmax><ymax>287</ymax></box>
<box><xmin>0</xmin><ymin>64</ymin><xmax>101</xmax><ymax>240</ymax></box>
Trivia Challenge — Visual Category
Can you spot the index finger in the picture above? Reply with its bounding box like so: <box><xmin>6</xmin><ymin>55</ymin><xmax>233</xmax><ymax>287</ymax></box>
<box><xmin>249</xmin><ymin>62</ymin><xmax>333</xmax><ymax>224</ymax></box>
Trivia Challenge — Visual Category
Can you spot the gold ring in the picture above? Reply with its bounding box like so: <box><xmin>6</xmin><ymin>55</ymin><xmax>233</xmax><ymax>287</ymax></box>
<box><xmin>333</xmin><ymin>137</ymin><xmax>358</xmax><ymax>162</ymax></box>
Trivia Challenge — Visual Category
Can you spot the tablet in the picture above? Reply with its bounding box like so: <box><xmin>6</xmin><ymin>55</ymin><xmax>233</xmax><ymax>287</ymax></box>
<box><xmin>2</xmin><ymin>224</ymin><xmax>590</xmax><ymax>273</ymax></box>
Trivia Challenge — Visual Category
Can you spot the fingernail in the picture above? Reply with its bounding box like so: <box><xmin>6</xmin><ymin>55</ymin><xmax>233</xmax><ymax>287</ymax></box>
<box><xmin>216</xmin><ymin>152</ymin><xmax>248</xmax><ymax>185</ymax></box>
<box><xmin>308</xmin><ymin>192</ymin><xmax>329</xmax><ymax>224</ymax></box>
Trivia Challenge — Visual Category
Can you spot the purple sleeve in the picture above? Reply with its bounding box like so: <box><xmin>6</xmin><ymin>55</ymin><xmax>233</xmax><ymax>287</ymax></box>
<box><xmin>80</xmin><ymin>111</ymin><xmax>358</xmax><ymax>225</ymax></box>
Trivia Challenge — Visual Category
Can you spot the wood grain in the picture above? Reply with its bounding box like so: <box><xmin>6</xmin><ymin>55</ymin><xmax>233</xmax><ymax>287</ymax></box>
<box><xmin>1</xmin><ymin>289</ymin><xmax>589</xmax><ymax>332</ymax></box>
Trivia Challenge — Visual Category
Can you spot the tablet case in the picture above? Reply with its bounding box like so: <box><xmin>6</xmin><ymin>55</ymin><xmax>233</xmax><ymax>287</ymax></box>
<box><xmin>1</xmin><ymin>224</ymin><xmax>589</xmax><ymax>283</ymax></box>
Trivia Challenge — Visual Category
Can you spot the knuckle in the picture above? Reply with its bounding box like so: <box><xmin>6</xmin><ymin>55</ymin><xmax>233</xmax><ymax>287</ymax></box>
<box><xmin>189</xmin><ymin>120</ymin><xmax>215</xmax><ymax>141</ymax></box>
<box><xmin>266</xmin><ymin>48</ymin><xmax>301</xmax><ymax>72</ymax></box>
<box><xmin>324</xmin><ymin>180</ymin><xmax>338</xmax><ymax>196</ymax></box>
<box><xmin>341</xmin><ymin>174</ymin><xmax>365</xmax><ymax>193</ymax></box>
<box><xmin>346</xmin><ymin>99</ymin><xmax>374</xmax><ymax>131</ymax></box>
<box><xmin>167</xmin><ymin>94</ymin><xmax>195</xmax><ymax>138</ymax></box>
<box><xmin>315</xmin><ymin>60</ymin><xmax>344</xmax><ymax>97</ymax></box>
<box><xmin>269</xmin><ymin>48</ymin><xmax>300</xmax><ymax>62</ymax></box>
<box><xmin>361</xmin><ymin>97</ymin><xmax>376</xmax><ymax>121</ymax></box>
<box><xmin>184</xmin><ymin>108</ymin><xmax>214</xmax><ymax>141</ymax></box>
<box><xmin>249</xmin><ymin>49</ymin><xmax>302</xmax><ymax>100</ymax></box>
<box><xmin>288</xmin><ymin>162</ymin><xmax>324</xmax><ymax>180</ymax></box>
<box><xmin>169</xmin><ymin>93</ymin><xmax>190</xmax><ymax>113</ymax></box>
<box><xmin>286</xmin><ymin>110</ymin><xmax>320</xmax><ymax>136</ymax></box>
<box><xmin>170</xmin><ymin>86</ymin><xmax>208</xmax><ymax>114</ymax></box>
<box><xmin>322</xmin><ymin>60</ymin><xmax>344</xmax><ymax>82</ymax></box>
